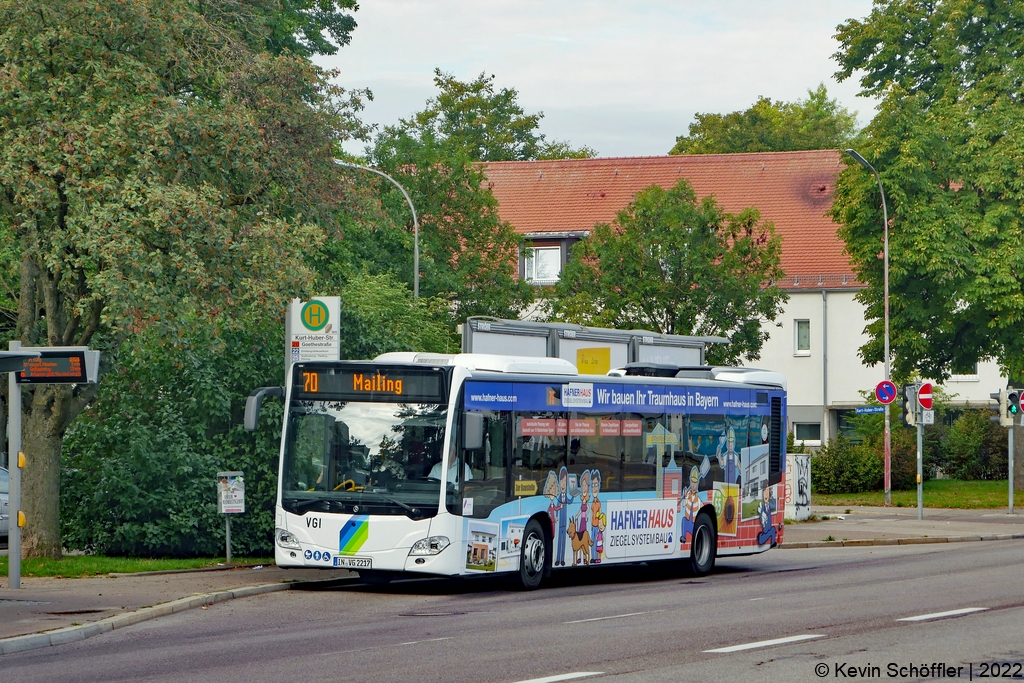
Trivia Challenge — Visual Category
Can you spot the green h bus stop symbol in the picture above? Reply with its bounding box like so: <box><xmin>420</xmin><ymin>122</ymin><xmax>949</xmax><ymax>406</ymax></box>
<box><xmin>301</xmin><ymin>300</ymin><xmax>329</xmax><ymax>331</ymax></box>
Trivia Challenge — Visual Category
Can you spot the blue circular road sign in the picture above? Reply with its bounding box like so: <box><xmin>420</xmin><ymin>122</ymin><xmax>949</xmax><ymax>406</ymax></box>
<box><xmin>875</xmin><ymin>380</ymin><xmax>897</xmax><ymax>404</ymax></box>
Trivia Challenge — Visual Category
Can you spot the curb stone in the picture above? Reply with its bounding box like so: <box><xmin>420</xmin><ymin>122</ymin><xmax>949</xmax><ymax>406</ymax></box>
<box><xmin>780</xmin><ymin>533</ymin><xmax>1024</xmax><ymax>550</ymax></box>
<box><xmin>0</xmin><ymin>582</ymin><xmax>293</xmax><ymax>656</ymax></box>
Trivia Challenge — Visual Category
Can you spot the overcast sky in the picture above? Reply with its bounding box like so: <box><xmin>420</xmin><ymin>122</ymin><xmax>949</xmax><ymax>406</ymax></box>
<box><xmin>318</xmin><ymin>1</ymin><xmax>879</xmax><ymax>158</ymax></box>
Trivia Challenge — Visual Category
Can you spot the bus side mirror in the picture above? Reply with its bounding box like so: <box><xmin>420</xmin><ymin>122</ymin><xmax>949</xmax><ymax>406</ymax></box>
<box><xmin>244</xmin><ymin>386</ymin><xmax>284</xmax><ymax>431</ymax></box>
<box><xmin>463</xmin><ymin>412</ymin><xmax>484</xmax><ymax>450</ymax></box>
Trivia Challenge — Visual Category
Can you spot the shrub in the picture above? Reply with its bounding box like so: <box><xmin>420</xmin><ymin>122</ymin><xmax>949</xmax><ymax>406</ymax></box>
<box><xmin>61</xmin><ymin>316</ymin><xmax>284</xmax><ymax>557</ymax></box>
<box><xmin>810</xmin><ymin>434</ymin><xmax>883</xmax><ymax>494</ymax></box>
<box><xmin>941</xmin><ymin>409</ymin><xmax>1007</xmax><ymax>480</ymax></box>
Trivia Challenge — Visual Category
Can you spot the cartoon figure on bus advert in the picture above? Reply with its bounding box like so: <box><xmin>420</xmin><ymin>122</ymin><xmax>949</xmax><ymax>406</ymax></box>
<box><xmin>590</xmin><ymin>470</ymin><xmax>604</xmax><ymax>563</ymax></box>
<box><xmin>758</xmin><ymin>485</ymin><xmax>779</xmax><ymax>547</ymax></box>
<box><xmin>678</xmin><ymin>466</ymin><xmax>703</xmax><ymax>546</ymax></box>
<box><xmin>552</xmin><ymin>467</ymin><xmax>574</xmax><ymax>566</ymax></box>
<box><xmin>567</xmin><ymin>470</ymin><xmax>593</xmax><ymax>566</ymax></box>
<box><xmin>543</xmin><ymin>470</ymin><xmax>559</xmax><ymax>538</ymax></box>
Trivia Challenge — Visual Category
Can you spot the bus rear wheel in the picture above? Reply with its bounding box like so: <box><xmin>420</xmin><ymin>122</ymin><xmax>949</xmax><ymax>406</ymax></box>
<box><xmin>688</xmin><ymin>512</ymin><xmax>717</xmax><ymax>577</ymax></box>
<box><xmin>517</xmin><ymin>519</ymin><xmax>548</xmax><ymax>590</ymax></box>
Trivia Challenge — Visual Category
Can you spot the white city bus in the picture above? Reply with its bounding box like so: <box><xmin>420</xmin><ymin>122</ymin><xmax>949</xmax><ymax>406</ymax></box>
<box><xmin>245</xmin><ymin>353</ymin><xmax>787</xmax><ymax>589</ymax></box>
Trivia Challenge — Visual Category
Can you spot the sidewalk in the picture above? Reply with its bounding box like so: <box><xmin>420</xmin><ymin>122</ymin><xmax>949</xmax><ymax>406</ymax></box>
<box><xmin>0</xmin><ymin>564</ymin><xmax>355</xmax><ymax>653</ymax></box>
<box><xmin>782</xmin><ymin>505</ymin><xmax>1024</xmax><ymax>547</ymax></box>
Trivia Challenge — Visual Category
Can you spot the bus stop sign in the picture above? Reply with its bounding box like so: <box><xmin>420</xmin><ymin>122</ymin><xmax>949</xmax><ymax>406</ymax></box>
<box><xmin>15</xmin><ymin>347</ymin><xmax>99</xmax><ymax>384</ymax></box>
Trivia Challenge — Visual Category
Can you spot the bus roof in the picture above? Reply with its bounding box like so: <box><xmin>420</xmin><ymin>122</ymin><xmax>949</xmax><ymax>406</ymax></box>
<box><xmin>372</xmin><ymin>352</ymin><xmax>785</xmax><ymax>391</ymax></box>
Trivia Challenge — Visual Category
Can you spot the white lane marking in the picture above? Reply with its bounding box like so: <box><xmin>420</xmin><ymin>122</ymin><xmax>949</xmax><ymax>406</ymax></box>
<box><xmin>749</xmin><ymin>597</ymin><xmax>764</xmax><ymax>601</ymax></box>
<box><xmin>704</xmin><ymin>634</ymin><xmax>826</xmax><ymax>653</ymax></box>
<box><xmin>897</xmin><ymin>607</ymin><xmax>988</xmax><ymax>622</ymax></box>
<box><xmin>510</xmin><ymin>673</ymin><xmax>604</xmax><ymax>683</ymax></box>
<box><xmin>563</xmin><ymin>609</ymin><xmax>663</xmax><ymax>624</ymax></box>
<box><xmin>399</xmin><ymin>636</ymin><xmax>453</xmax><ymax>646</ymax></box>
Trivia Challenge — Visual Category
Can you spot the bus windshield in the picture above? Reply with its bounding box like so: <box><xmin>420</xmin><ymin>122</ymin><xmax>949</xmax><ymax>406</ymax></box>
<box><xmin>282</xmin><ymin>400</ymin><xmax>448</xmax><ymax>519</ymax></box>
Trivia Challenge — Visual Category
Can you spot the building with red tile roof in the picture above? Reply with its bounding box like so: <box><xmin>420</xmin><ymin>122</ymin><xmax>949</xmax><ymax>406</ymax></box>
<box><xmin>483</xmin><ymin>150</ymin><xmax>857</xmax><ymax>290</ymax></box>
<box><xmin>480</xmin><ymin>151</ymin><xmax>1003</xmax><ymax>443</ymax></box>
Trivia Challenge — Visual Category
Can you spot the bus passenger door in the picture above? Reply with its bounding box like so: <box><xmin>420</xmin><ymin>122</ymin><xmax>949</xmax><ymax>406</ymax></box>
<box><xmin>457</xmin><ymin>410</ymin><xmax>511</xmax><ymax>518</ymax></box>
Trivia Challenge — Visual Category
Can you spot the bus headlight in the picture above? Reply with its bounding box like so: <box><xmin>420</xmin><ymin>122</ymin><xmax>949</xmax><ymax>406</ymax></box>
<box><xmin>276</xmin><ymin>528</ymin><xmax>301</xmax><ymax>550</ymax></box>
<box><xmin>409</xmin><ymin>536</ymin><xmax>450</xmax><ymax>556</ymax></box>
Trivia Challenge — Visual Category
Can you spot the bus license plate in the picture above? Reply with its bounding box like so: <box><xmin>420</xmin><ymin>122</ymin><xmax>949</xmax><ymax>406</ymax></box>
<box><xmin>334</xmin><ymin>556</ymin><xmax>371</xmax><ymax>569</ymax></box>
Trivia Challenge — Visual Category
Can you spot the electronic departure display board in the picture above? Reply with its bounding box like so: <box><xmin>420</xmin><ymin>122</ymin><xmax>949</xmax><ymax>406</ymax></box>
<box><xmin>292</xmin><ymin>364</ymin><xmax>449</xmax><ymax>403</ymax></box>
<box><xmin>16</xmin><ymin>350</ymin><xmax>95</xmax><ymax>384</ymax></box>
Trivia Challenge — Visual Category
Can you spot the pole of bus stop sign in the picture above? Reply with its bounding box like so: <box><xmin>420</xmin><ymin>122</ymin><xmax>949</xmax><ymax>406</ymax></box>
<box><xmin>8</xmin><ymin>342</ymin><xmax>24</xmax><ymax>589</ymax></box>
<box><xmin>5</xmin><ymin>342</ymin><xmax>98</xmax><ymax>588</ymax></box>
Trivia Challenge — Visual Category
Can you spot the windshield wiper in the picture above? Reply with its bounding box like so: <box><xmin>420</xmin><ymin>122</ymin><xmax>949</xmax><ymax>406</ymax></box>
<box><xmin>361</xmin><ymin>488</ymin><xmax>424</xmax><ymax>520</ymax></box>
<box><xmin>285</xmin><ymin>498</ymin><xmax>329</xmax><ymax>513</ymax></box>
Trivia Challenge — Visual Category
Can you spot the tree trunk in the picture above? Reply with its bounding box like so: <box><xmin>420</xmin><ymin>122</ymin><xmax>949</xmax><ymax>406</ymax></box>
<box><xmin>20</xmin><ymin>385</ymin><xmax>73</xmax><ymax>559</ymax></box>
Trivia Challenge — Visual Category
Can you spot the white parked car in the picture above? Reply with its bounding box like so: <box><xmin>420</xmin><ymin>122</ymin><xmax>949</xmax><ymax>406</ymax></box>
<box><xmin>1</xmin><ymin>466</ymin><xmax>9</xmax><ymax>540</ymax></box>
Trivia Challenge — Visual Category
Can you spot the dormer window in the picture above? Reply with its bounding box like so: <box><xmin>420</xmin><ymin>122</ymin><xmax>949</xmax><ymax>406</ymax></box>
<box><xmin>524</xmin><ymin>246</ymin><xmax>561</xmax><ymax>283</ymax></box>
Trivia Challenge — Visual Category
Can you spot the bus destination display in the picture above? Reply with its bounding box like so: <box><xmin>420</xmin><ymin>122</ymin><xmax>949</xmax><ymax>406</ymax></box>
<box><xmin>17</xmin><ymin>352</ymin><xmax>88</xmax><ymax>384</ymax></box>
<box><xmin>293</xmin><ymin>365</ymin><xmax>446</xmax><ymax>402</ymax></box>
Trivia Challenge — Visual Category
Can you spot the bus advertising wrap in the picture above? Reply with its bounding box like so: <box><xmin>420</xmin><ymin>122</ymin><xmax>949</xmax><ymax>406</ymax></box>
<box><xmin>464</xmin><ymin>381</ymin><xmax>763</xmax><ymax>415</ymax></box>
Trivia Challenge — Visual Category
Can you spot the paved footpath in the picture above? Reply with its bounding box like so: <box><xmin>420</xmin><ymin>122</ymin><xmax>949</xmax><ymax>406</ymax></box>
<box><xmin>2</xmin><ymin>505</ymin><xmax>1023</xmax><ymax>655</ymax></box>
<box><xmin>782</xmin><ymin>505</ymin><xmax>1024</xmax><ymax>547</ymax></box>
<box><xmin>0</xmin><ymin>564</ymin><xmax>356</xmax><ymax>653</ymax></box>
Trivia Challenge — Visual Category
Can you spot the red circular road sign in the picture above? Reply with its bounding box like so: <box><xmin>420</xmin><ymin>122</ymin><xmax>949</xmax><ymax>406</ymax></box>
<box><xmin>875</xmin><ymin>380</ymin><xmax>897</xmax><ymax>404</ymax></box>
<box><xmin>918</xmin><ymin>382</ymin><xmax>933</xmax><ymax>410</ymax></box>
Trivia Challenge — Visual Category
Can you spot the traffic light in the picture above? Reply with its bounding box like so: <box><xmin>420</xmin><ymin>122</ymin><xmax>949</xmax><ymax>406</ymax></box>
<box><xmin>1009</xmin><ymin>388</ymin><xmax>1020</xmax><ymax>418</ymax></box>
<box><xmin>899</xmin><ymin>384</ymin><xmax>917</xmax><ymax>427</ymax></box>
<box><xmin>991</xmin><ymin>389</ymin><xmax>1011</xmax><ymax>427</ymax></box>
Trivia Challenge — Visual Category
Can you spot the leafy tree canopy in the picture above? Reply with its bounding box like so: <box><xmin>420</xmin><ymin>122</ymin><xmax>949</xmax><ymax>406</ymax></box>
<box><xmin>831</xmin><ymin>1</ymin><xmax>1024</xmax><ymax>381</ymax></box>
<box><xmin>261</xmin><ymin>0</ymin><xmax>359</xmax><ymax>57</ymax></box>
<box><xmin>547</xmin><ymin>180</ymin><xmax>787</xmax><ymax>365</ymax></box>
<box><xmin>670</xmin><ymin>84</ymin><xmax>859</xmax><ymax>154</ymax></box>
<box><xmin>353</xmin><ymin>69</ymin><xmax>598</xmax><ymax>324</ymax></box>
<box><xmin>0</xmin><ymin>0</ymin><xmax>367</xmax><ymax>557</ymax></box>
<box><xmin>402</xmin><ymin>69</ymin><xmax>595</xmax><ymax>162</ymax></box>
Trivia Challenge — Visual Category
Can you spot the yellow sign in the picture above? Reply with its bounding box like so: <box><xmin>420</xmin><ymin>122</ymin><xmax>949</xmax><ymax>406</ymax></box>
<box><xmin>514</xmin><ymin>480</ymin><xmax>538</xmax><ymax>497</ymax></box>
<box><xmin>576</xmin><ymin>347</ymin><xmax>611</xmax><ymax>375</ymax></box>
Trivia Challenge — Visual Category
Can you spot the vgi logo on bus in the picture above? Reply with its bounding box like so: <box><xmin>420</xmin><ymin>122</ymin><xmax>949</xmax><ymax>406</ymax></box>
<box><xmin>603</xmin><ymin>500</ymin><xmax>676</xmax><ymax>559</ymax></box>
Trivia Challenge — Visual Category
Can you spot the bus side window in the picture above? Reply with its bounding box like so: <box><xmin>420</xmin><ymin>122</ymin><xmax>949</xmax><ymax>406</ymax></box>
<box><xmin>461</xmin><ymin>411</ymin><xmax>511</xmax><ymax>518</ymax></box>
<box><xmin>621</xmin><ymin>413</ymin><xmax>660</xmax><ymax>492</ymax></box>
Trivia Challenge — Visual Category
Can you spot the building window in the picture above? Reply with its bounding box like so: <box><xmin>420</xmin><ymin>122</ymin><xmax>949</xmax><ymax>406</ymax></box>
<box><xmin>949</xmin><ymin>363</ymin><xmax>980</xmax><ymax>382</ymax></box>
<box><xmin>524</xmin><ymin>246</ymin><xmax>561</xmax><ymax>283</ymax></box>
<box><xmin>793</xmin><ymin>423</ymin><xmax>821</xmax><ymax>444</ymax></box>
<box><xmin>795</xmin><ymin>319</ymin><xmax>810</xmax><ymax>355</ymax></box>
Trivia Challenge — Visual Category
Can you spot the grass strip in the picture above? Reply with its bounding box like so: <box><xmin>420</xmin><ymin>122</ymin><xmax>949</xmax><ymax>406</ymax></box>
<box><xmin>813</xmin><ymin>479</ymin><xmax>1021</xmax><ymax>509</ymax></box>
<box><xmin>0</xmin><ymin>555</ymin><xmax>274</xmax><ymax>578</ymax></box>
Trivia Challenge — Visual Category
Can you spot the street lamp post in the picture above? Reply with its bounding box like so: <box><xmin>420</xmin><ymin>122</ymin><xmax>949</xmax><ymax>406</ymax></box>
<box><xmin>334</xmin><ymin>160</ymin><xmax>420</xmax><ymax>298</ymax></box>
<box><xmin>845</xmin><ymin>149</ymin><xmax>891</xmax><ymax>506</ymax></box>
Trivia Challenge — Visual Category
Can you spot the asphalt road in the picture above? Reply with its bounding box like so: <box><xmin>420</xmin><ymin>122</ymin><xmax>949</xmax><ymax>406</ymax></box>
<box><xmin>4</xmin><ymin>541</ymin><xmax>1024</xmax><ymax>683</ymax></box>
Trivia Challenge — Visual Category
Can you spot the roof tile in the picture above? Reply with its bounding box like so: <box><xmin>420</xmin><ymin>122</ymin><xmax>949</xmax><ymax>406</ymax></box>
<box><xmin>483</xmin><ymin>151</ymin><xmax>859</xmax><ymax>289</ymax></box>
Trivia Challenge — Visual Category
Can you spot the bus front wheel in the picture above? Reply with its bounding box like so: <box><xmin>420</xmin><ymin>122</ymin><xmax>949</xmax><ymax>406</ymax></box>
<box><xmin>517</xmin><ymin>519</ymin><xmax>548</xmax><ymax>590</ymax></box>
<box><xmin>688</xmin><ymin>512</ymin><xmax>717</xmax><ymax>577</ymax></box>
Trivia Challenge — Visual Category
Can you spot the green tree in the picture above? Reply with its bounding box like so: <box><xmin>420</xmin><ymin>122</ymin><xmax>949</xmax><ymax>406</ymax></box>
<box><xmin>408</xmin><ymin>69</ymin><xmax>595</xmax><ymax>162</ymax></box>
<box><xmin>262</xmin><ymin>0</ymin><xmax>359</xmax><ymax>57</ymax></box>
<box><xmin>831</xmin><ymin>1</ymin><xmax>1024</xmax><ymax>382</ymax></box>
<box><xmin>670</xmin><ymin>84</ymin><xmax>858</xmax><ymax>155</ymax></box>
<box><xmin>547</xmin><ymin>180</ymin><xmax>787</xmax><ymax>365</ymax></box>
<box><xmin>0</xmin><ymin>0</ymin><xmax>367</xmax><ymax>557</ymax></box>
<box><xmin>361</xmin><ymin>69</ymin><xmax>597</xmax><ymax>324</ymax></box>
